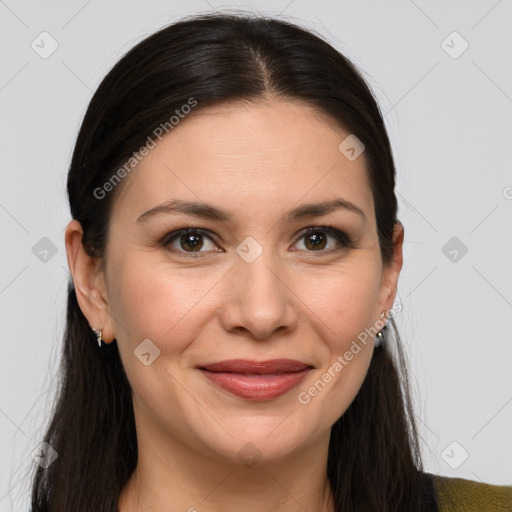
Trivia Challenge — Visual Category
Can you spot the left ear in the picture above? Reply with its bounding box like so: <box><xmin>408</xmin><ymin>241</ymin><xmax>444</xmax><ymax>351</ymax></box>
<box><xmin>376</xmin><ymin>221</ymin><xmax>404</xmax><ymax>323</ymax></box>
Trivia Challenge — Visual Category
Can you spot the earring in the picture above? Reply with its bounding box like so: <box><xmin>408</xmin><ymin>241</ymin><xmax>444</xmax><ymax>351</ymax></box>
<box><xmin>93</xmin><ymin>327</ymin><xmax>103</xmax><ymax>348</ymax></box>
<box><xmin>375</xmin><ymin>312</ymin><xmax>387</xmax><ymax>347</ymax></box>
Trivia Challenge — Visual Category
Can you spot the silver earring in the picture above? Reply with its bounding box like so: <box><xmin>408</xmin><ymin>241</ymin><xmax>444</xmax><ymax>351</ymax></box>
<box><xmin>375</xmin><ymin>312</ymin><xmax>387</xmax><ymax>347</ymax></box>
<box><xmin>93</xmin><ymin>327</ymin><xmax>103</xmax><ymax>348</ymax></box>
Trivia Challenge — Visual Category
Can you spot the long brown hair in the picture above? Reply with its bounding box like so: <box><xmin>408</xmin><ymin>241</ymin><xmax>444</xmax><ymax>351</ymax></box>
<box><xmin>30</xmin><ymin>12</ymin><xmax>429</xmax><ymax>511</ymax></box>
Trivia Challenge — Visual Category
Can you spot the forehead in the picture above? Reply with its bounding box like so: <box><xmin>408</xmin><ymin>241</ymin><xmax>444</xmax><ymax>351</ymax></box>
<box><xmin>111</xmin><ymin>100</ymin><xmax>374</xmax><ymax>226</ymax></box>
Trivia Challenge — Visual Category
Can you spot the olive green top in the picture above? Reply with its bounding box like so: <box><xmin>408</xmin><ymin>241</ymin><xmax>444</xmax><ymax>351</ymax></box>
<box><xmin>433</xmin><ymin>474</ymin><xmax>512</xmax><ymax>511</ymax></box>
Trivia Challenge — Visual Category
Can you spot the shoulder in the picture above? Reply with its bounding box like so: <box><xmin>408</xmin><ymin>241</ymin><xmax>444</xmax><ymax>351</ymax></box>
<box><xmin>431</xmin><ymin>473</ymin><xmax>512</xmax><ymax>512</ymax></box>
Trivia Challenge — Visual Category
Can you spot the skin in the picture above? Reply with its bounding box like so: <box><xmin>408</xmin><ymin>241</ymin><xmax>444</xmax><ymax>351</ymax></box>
<box><xmin>65</xmin><ymin>99</ymin><xmax>404</xmax><ymax>512</ymax></box>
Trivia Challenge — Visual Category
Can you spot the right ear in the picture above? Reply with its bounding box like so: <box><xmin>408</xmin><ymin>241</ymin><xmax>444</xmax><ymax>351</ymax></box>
<box><xmin>64</xmin><ymin>220</ymin><xmax>116</xmax><ymax>344</ymax></box>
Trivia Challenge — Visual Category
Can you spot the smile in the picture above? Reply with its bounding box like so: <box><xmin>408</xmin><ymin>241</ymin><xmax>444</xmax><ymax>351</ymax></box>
<box><xmin>197</xmin><ymin>359</ymin><xmax>314</xmax><ymax>401</ymax></box>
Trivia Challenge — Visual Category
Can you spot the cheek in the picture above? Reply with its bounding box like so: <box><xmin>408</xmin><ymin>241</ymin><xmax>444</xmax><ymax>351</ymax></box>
<box><xmin>299</xmin><ymin>307</ymin><xmax>375</xmax><ymax>431</ymax></box>
<box><xmin>106</xmin><ymin>257</ymin><xmax>209</xmax><ymax>407</ymax></box>
<box><xmin>107</xmin><ymin>253</ymin><xmax>224</xmax><ymax>356</ymax></box>
<box><xmin>301</xmin><ymin>259</ymin><xmax>382</xmax><ymax>341</ymax></box>
<box><xmin>295</xmin><ymin>263</ymin><xmax>380</xmax><ymax>417</ymax></box>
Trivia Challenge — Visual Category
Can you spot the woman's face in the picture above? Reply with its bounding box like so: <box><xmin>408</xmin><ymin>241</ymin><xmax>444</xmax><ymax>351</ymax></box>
<box><xmin>78</xmin><ymin>100</ymin><xmax>403</xmax><ymax>464</ymax></box>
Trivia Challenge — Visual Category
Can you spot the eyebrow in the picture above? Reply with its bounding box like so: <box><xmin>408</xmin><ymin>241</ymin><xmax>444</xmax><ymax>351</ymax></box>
<box><xmin>136</xmin><ymin>198</ymin><xmax>366</xmax><ymax>224</ymax></box>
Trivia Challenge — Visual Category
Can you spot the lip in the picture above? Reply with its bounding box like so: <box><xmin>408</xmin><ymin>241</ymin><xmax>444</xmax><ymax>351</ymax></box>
<box><xmin>198</xmin><ymin>359</ymin><xmax>313</xmax><ymax>401</ymax></box>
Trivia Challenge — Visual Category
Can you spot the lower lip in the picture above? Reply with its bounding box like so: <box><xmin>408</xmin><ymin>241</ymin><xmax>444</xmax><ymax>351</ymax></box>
<box><xmin>199</xmin><ymin>369</ymin><xmax>311</xmax><ymax>400</ymax></box>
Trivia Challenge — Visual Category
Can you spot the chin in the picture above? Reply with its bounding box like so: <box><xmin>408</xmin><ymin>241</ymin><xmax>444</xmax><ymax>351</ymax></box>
<box><xmin>199</xmin><ymin>416</ymin><xmax>316</xmax><ymax>465</ymax></box>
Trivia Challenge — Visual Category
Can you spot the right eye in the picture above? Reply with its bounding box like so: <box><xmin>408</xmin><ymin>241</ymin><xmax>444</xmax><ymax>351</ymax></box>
<box><xmin>162</xmin><ymin>228</ymin><xmax>221</xmax><ymax>258</ymax></box>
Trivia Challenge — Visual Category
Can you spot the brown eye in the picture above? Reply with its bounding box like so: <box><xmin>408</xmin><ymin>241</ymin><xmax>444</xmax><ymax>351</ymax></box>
<box><xmin>303</xmin><ymin>231</ymin><xmax>328</xmax><ymax>250</ymax></box>
<box><xmin>161</xmin><ymin>225</ymin><xmax>353</xmax><ymax>259</ymax></box>
<box><xmin>294</xmin><ymin>226</ymin><xmax>352</xmax><ymax>252</ymax></box>
<box><xmin>178</xmin><ymin>232</ymin><xmax>204</xmax><ymax>252</ymax></box>
<box><xmin>163</xmin><ymin>228</ymin><xmax>219</xmax><ymax>257</ymax></box>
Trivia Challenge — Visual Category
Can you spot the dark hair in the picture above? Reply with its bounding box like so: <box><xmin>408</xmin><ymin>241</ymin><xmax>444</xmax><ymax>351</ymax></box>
<box><xmin>30</xmin><ymin>11</ymin><xmax>429</xmax><ymax>511</ymax></box>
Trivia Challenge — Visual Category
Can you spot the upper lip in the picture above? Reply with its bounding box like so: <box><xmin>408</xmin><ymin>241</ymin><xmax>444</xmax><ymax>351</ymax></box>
<box><xmin>198</xmin><ymin>359</ymin><xmax>313</xmax><ymax>374</ymax></box>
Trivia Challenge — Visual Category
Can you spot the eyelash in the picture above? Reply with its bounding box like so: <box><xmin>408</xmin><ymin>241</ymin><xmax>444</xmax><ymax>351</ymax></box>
<box><xmin>160</xmin><ymin>224</ymin><xmax>354</xmax><ymax>258</ymax></box>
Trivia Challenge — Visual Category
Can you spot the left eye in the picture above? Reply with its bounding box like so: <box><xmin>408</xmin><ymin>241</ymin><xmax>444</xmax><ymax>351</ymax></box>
<box><xmin>293</xmin><ymin>226</ymin><xmax>351</xmax><ymax>252</ymax></box>
<box><xmin>162</xmin><ymin>226</ymin><xmax>351</xmax><ymax>257</ymax></box>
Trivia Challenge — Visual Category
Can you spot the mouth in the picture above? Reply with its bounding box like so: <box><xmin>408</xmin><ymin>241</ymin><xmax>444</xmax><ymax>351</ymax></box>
<box><xmin>197</xmin><ymin>359</ymin><xmax>314</xmax><ymax>401</ymax></box>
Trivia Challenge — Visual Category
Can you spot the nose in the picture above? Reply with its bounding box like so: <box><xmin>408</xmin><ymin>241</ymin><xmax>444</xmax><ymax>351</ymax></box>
<box><xmin>219</xmin><ymin>250</ymin><xmax>299</xmax><ymax>340</ymax></box>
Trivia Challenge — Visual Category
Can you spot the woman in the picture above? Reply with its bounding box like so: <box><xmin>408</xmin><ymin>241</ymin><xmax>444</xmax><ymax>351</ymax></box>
<box><xmin>30</xmin><ymin>12</ymin><xmax>511</xmax><ymax>512</ymax></box>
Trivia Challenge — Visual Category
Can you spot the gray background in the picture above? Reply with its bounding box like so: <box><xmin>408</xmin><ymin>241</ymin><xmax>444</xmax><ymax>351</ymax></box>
<box><xmin>1</xmin><ymin>0</ymin><xmax>511</xmax><ymax>509</ymax></box>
